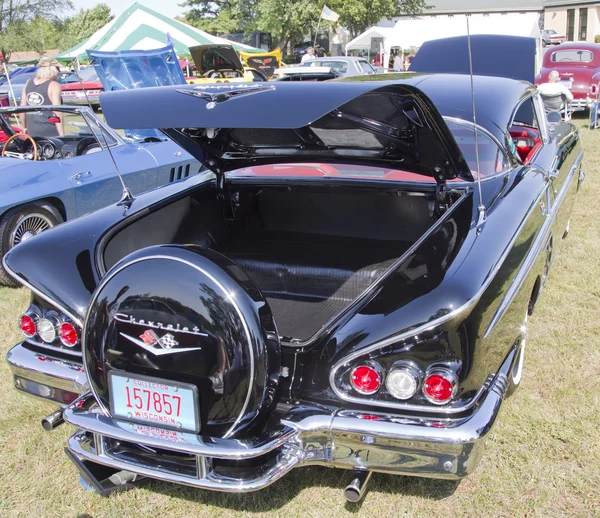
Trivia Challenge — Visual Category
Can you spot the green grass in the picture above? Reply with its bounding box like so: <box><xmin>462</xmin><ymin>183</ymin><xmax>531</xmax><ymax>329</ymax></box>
<box><xmin>0</xmin><ymin>118</ymin><xmax>599</xmax><ymax>517</ymax></box>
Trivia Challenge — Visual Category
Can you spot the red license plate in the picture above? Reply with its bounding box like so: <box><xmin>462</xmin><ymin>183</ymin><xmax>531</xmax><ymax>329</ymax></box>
<box><xmin>108</xmin><ymin>370</ymin><xmax>200</xmax><ymax>433</ymax></box>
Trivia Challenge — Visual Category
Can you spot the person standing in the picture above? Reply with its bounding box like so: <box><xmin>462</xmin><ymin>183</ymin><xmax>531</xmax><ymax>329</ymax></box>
<box><xmin>393</xmin><ymin>52</ymin><xmax>404</xmax><ymax>72</ymax></box>
<box><xmin>19</xmin><ymin>56</ymin><xmax>64</xmax><ymax>137</ymax></box>
<box><xmin>301</xmin><ymin>47</ymin><xmax>315</xmax><ymax>64</ymax></box>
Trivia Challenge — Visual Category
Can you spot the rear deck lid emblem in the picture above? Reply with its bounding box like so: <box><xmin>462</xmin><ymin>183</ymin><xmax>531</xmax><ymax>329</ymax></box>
<box><xmin>120</xmin><ymin>331</ymin><xmax>202</xmax><ymax>356</ymax></box>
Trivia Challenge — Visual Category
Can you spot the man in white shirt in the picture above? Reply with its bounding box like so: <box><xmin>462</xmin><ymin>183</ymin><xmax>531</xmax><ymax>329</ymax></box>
<box><xmin>538</xmin><ymin>70</ymin><xmax>573</xmax><ymax>114</ymax></box>
<box><xmin>301</xmin><ymin>47</ymin><xmax>315</xmax><ymax>64</ymax></box>
<box><xmin>393</xmin><ymin>53</ymin><xmax>404</xmax><ymax>72</ymax></box>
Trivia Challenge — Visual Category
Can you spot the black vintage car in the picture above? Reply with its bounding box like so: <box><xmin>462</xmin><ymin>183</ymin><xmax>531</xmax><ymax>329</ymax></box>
<box><xmin>4</xmin><ymin>74</ymin><xmax>583</xmax><ymax>501</ymax></box>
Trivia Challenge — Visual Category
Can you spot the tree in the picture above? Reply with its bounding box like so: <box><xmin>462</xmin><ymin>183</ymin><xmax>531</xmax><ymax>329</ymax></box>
<box><xmin>328</xmin><ymin>0</ymin><xmax>429</xmax><ymax>38</ymax></box>
<box><xmin>60</xmin><ymin>3</ymin><xmax>113</xmax><ymax>50</ymax></box>
<box><xmin>0</xmin><ymin>0</ymin><xmax>72</xmax><ymax>60</ymax></box>
<box><xmin>255</xmin><ymin>0</ymin><xmax>318</xmax><ymax>50</ymax></box>
<box><xmin>181</xmin><ymin>0</ymin><xmax>429</xmax><ymax>51</ymax></box>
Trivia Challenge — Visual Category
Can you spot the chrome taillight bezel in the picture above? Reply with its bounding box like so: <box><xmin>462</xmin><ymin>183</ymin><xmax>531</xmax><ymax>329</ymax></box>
<box><xmin>422</xmin><ymin>368</ymin><xmax>459</xmax><ymax>405</ymax></box>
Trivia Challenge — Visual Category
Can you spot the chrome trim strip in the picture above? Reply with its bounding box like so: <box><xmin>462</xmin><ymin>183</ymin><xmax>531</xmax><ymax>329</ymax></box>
<box><xmin>329</xmin><ymin>169</ymin><xmax>550</xmax><ymax>413</ymax></box>
<box><xmin>81</xmin><ymin>254</ymin><xmax>255</xmax><ymax>439</ymax></box>
<box><xmin>484</xmin><ymin>150</ymin><xmax>583</xmax><ymax>336</ymax></box>
<box><xmin>23</xmin><ymin>339</ymin><xmax>82</xmax><ymax>358</ymax></box>
<box><xmin>2</xmin><ymin>254</ymin><xmax>84</xmax><ymax>327</ymax></box>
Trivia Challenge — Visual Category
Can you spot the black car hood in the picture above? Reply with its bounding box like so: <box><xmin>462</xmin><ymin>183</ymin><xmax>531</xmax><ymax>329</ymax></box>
<box><xmin>189</xmin><ymin>44</ymin><xmax>244</xmax><ymax>74</ymax></box>
<box><xmin>100</xmin><ymin>81</ymin><xmax>474</xmax><ymax>182</ymax></box>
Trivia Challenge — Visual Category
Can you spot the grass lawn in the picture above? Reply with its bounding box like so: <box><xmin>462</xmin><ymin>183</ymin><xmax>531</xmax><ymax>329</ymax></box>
<box><xmin>0</xmin><ymin>118</ymin><xmax>598</xmax><ymax>517</ymax></box>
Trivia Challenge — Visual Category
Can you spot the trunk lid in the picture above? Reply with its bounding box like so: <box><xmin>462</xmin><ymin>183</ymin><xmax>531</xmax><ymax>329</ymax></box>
<box><xmin>100</xmin><ymin>81</ymin><xmax>474</xmax><ymax>182</ymax></box>
<box><xmin>189</xmin><ymin>44</ymin><xmax>245</xmax><ymax>75</ymax></box>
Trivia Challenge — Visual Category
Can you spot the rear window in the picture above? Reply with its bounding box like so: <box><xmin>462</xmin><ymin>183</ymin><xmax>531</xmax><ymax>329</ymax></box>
<box><xmin>551</xmin><ymin>50</ymin><xmax>593</xmax><ymax>62</ymax></box>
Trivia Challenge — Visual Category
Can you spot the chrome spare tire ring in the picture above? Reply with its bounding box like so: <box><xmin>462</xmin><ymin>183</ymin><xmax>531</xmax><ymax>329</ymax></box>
<box><xmin>10</xmin><ymin>213</ymin><xmax>55</xmax><ymax>248</ymax></box>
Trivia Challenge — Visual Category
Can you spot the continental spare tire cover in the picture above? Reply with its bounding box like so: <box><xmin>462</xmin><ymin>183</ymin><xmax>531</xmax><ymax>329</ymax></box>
<box><xmin>83</xmin><ymin>244</ymin><xmax>280</xmax><ymax>438</ymax></box>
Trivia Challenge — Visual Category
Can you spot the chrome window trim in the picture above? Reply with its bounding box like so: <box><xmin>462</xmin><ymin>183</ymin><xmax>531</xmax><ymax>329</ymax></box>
<box><xmin>81</xmin><ymin>254</ymin><xmax>255</xmax><ymax>439</ymax></box>
<box><xmin>508</xmin><ymin>93</ymin><xmax>545</xmax><ymax>164</ymax></box>
<box><xmin>484</xmin><ymin>150</ymin><xmax>583</xmax><ymax>337</ymax></box>
<box><xmin>533</xmin><ymin>92</ymin><xmax>551</xmax><ymax>143</ymax></box>
<box><xmin>443</xmin><ymin>116</ymin><xmax>512</xmax><ymax>177</ymax></box>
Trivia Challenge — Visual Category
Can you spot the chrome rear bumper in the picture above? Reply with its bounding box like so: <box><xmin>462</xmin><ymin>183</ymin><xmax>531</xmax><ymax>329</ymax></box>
<box><xmin>6</xmin><ymin>343</ymin><xmax>87</xmax><ymax>405</ymax></box>
<box><xmin>9</xmin><ymin>340</ymin><xmax>515</xmax><ymax>491</ymax></box>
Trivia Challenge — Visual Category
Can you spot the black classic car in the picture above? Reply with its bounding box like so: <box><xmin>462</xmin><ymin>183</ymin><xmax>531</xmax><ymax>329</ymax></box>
<box><xmin>4</xmin><ymin>75</ymin><xmax>583</xmax><ymax>501</ymax></box>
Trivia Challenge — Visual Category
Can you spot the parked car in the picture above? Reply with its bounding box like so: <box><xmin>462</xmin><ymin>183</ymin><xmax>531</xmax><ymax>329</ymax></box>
<box><xmin>536</xmin><ymin>42</ymin><xmax>600</xmax><ymax>111</ymax></box>
<box><xmin>0</xmin><ymin>104</ymin><xmax>200</xmax><ymax>286</ymax></box>
<box><xmin>299</xmin><ymin>56</ymin><xmax>377</xmax><ymax>77</ymax></box>
<box><xmin>4</xmin><ymin>73</ymin><xmax>583</xmax><ymax>500</ymax></box>
<box><xmin>0</xmin><ymin>70</ymin><xmax>37</xmax><ymax>105</ymax></box>
<box><xmin>57</xmin><ymin>67</ymin><xmax>104</xmax><ymax>110</ymax></box>
<box><xmin>186</xmin><ymin>44</ymin><xmax>268</xmax><ymax>84</ymax></box>
<box><xmin>541</xmin><ymin>29</ymin><xmax>566</xmax><ymax>47</ymax></box>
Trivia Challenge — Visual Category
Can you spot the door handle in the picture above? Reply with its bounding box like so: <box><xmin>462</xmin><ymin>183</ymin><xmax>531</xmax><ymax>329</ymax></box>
<box><xmin>71</xmin><ymin>171</ymin><xmax>92</xmax><ymax>181</ymax></box>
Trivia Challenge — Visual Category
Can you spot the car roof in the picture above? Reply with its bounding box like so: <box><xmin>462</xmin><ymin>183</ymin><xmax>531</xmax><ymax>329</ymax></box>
<box><xmin>311</xmin><ymin>57</ymin><xmax>367</xmax><ymax>62</ymax></box>
<box><xmin>546</xmin><ymin>42</ymin><xmax>600</xmax><ymax>50</ymax></box>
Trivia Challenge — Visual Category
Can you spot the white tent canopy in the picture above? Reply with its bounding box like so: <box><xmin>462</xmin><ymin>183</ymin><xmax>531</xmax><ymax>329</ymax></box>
<box><xmin>345</xmin><ymin>27</ymin><xmax>393</xmax><ymax>52</ymax></box>
<box><xmin>57</xmin><ymin>2</ymin><xmax>262</xmax><ymax>60</ymax></box>
<box><xmin>347</xmin><ymin>13</ymin><xmax>541</xmax><ymax>55</ymax></box>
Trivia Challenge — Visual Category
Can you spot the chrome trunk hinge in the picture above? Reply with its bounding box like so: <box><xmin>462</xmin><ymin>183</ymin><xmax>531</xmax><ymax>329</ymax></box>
<box><xmin>434</xmin><ymin>168</ymin><xmax>448</xmax><ymax>216</ymax></box>
<box><xmin>209</xmin><ymin>160</ymin><xmax>236</xmax><ymax>221</ymax></box>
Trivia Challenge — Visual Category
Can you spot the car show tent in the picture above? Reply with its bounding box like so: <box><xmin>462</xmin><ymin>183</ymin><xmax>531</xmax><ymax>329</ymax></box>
<box><xmin>346</xmin><ymin>12</ymin><xmax>541</xmax><ymax>64</ymax></box>
<box><xmin>56</xmin><ymin>2</ymin><xmax>263</xmax><ymax>61</ymax></box>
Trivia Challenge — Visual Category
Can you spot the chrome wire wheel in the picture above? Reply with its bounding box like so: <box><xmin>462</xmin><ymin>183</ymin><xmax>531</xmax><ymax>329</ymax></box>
<box><xmin>10</xmin><ymin>213</ymin><xmax>54</xmax><ymax>247</ymax></box>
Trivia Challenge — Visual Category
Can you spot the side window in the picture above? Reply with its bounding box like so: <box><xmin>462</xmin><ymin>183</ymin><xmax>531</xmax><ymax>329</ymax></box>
<box><xmin>85</xmin><ymin>114</ymin><xmax>117</xmax><ymax>148</ymax></box>
<box><xmin>447</xmin><ymin>120</ymin><xmax>510</xmax><ymax>178</ymax></box>
<box><xmin>358</xmin><ymin>60</ymin><xmax>375</xmax><ymax>74</ymax></box>
<box><xmin>512</xmin><ymin>98</ymin><xmax>539</xmax><ymax>129</ymax></box>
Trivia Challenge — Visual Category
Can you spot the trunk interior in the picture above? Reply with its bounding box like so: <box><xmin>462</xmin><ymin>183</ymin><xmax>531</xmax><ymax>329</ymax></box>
<box><xmin>104</xmin><ymin>182</ymin><xmax>444</xmax><ymax>343</ymax></box>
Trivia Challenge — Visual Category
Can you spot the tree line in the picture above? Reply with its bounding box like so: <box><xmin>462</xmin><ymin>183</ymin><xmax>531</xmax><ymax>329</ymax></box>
<box><xmin>0</xmin><ymin>2</ymin><xmax>113</xmax><ymax>62</ymax></box>
<box><xmin>180</xmin><ymin>0</ymin><xmax>428</xmax><ymax>51</ymax></box>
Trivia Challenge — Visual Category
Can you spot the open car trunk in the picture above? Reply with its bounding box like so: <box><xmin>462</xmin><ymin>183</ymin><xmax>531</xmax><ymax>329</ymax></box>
<box><xmin>104</xmin><ymin>181</ymin><xmax>455</xmax><ymax>344</ymax></box>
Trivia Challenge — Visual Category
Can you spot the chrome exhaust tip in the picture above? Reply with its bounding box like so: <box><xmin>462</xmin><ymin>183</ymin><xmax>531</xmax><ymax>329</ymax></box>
<box><xmin>344</xmin><ymin>470</ymin><xmax>373</xmax><ymax>503</ymax></box>
<box><xmin>41</xmin><ymin>409</ymin><xmax>64</xmax><ymax>431</ymax></box>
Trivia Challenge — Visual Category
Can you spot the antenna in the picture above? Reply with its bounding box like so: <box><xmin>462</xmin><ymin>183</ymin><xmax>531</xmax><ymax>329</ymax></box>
<box><xmin>465</xmin><ymin>17</ymin><xmax>486</xmax><ymax>231</ymax></box>
<box><xmin>69</xmin><ymin>58</ymin><xmax>133</xmax><ymax>204</ymax></box>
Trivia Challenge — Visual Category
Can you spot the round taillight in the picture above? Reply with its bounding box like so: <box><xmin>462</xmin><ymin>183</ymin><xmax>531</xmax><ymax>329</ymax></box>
<box><xmin>37</xmin><ymin>317</ymin><xmax>57</xmax><ymax>343</ymax></box>
<box><xmin>386</xmin><ymin>366</ymin><xmax>420</xmax><ymax>400</ymax></box>
<box><xmin>351</xmin><ymin>365</ymin><xmax>382</xmax><ymax>395</ymax></box>
<box><xmin>59</xmin><ymin>322</ymin><xmax>78</xmax><ymax>347</ymax></box>
<box><xmin>423</xmin><ymin>370</ymin><xmax>457</xmax><ymax>405</ymax></box>
<box><xmin>19</xmin><ymin>314</ymin><xmax>36</xmax><ymax>338</ymax></box>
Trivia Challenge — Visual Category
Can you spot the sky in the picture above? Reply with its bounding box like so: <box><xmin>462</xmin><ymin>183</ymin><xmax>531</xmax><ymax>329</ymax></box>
<box><xmin>69</xmin><ymin>0</ymin><xmax>185</xmax><ymax>19</ymax></box>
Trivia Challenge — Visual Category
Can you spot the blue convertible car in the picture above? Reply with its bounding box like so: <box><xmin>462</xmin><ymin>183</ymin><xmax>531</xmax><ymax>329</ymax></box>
<box><xmin>0</xmin><ymin>104</ymin><xmax>200</xmax><ymax>286</ymax></box>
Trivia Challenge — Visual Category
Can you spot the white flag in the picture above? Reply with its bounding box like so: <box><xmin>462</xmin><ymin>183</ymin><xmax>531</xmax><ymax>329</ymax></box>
<box><xmin>321</xmin><ymin>5</ymin><xmax>340</xmax><ymax>23</ymax></box>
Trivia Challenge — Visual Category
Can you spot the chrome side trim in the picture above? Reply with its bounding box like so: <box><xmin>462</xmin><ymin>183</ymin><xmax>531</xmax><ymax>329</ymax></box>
<box><xmin>329</xmin><ymin>169</ymin><xmax>549</xmax><ymax>413</ymax></box>
<box><xmin>484</xmin><ymin>150</ymin><xmax>583</xmax><ymax>337</ymax></box>
<box><xmin>81</xmin><ymin>253</ymin><xmax>255</xmax><ymax>439</ymax></box>
<box><xmin>2</xmin><ymin>254</ymin><xmax>84</xmax><ymax>327</ymax></box>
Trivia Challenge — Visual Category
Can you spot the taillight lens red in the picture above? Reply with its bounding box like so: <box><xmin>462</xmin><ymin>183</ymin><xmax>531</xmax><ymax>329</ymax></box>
<box><xmin>19</xmin><ymin>315</ymin><xmax>36</xmax><ymax>337</ymax></box>
<box><xmin>59</xmin><ymin>322</ymin><xmax>78</xmax><ymax>347</ymax></box>
<box><xmin>351</xmin><ymin>365</ymin><xmax>382</xmax><ymax>394</ymax></box>
<box><xmin>423</xmin><ymin>372</ymin><xmax>456</xmax><ymax>404</ymax></box>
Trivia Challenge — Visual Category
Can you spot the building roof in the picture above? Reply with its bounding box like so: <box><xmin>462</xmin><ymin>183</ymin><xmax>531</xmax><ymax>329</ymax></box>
<box><xmin>542</xmin><ymin>1</ymin><xmax>600</xmax><ymax>6</ymax></box>
<box><xmin>8</xmin><ymin>49</ymin><xmax>59</xmax><ymax>64</ymax></box>
<box><xmin>424</xmin><ymin>0</ymin><xmax>542</xmax><ymax>13</ymax></box>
